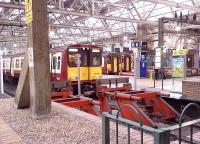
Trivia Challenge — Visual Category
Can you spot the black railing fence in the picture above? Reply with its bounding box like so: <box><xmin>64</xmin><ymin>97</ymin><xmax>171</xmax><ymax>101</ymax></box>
<box><xmin>102</xmin><ymin>103</ymin><xmax>200</xmax><ymax>144</ymax></box>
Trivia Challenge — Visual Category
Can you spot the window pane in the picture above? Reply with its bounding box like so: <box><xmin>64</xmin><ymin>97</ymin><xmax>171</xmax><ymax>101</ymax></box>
<box><xmin>91</xmin><ymin>53</ymin><xmax>101</xmax><ymax>66</ymax></box>
<box><xmin>53</xmin><ymin>57</ymin><xmax>57</xmax><ymax>69</ymax></box>
<box><xmin>57</xmin><ymin>56</ymin><xmax>60</xmax><ymax>70</ymax></box>
<box><xmin>81</xmin><ymin>54</ymin><xmax>87</xmax><ymax>66</ymax></box>
<box><xmin>68</xmin><ymin>54</ymin><xmax>77</xmax><ymax>67</ymax></box>
<box><xmin>16</xmin><ymin>59</ymin><xmax>19</xmax><ymax>68</ymax></box>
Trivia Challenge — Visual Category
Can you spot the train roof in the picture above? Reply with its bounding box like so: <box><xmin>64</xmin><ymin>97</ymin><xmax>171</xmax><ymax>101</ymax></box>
<box><xmin>50</xmin><ymin>44</ymin><xmax>102</xmax><ymax>52</ymax></box>
<box><xmin>2</xmin><ymin>53</ymin><xmax>25</xmax><ymax>58</ymax></box>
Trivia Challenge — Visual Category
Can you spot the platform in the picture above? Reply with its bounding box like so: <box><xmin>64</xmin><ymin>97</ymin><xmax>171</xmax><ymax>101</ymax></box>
<box><xmin>0</xmin><ymin>118</ymin><xmax>25</xmax><ymax>144</ymax></box>
<box><xmin>0</xmin><ymin>98</ymin><xmax>145</xmax><ymax>144</ymax></box>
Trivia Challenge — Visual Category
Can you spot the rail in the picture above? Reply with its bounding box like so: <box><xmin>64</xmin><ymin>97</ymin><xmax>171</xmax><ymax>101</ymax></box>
<box><xmin>102</xmin><ymin>103</ymin><xmax>200</xmax><ymax>144</ymax></box>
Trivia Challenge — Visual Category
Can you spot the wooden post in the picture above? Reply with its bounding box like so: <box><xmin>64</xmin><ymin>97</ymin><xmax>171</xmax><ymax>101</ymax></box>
<box><xmin>15</xmin><ymin>0</ymin><xmax>51</xmax><ymax>119</ymax></box>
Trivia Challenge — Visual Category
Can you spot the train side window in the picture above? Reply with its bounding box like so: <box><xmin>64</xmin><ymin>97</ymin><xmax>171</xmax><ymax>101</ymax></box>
<box><xmin>16</xmin><ymin>59</ymin><xmax>20</xmax><ymax>68</ymax></box>
<box><xmin>11</xmin><ymin>60</ymin><xmax>14</xmax><ymax>68</ymax></box>
<box><xmin>107</xmin><ymin>55</ymin><xmax>111</xmax><ymax>64</ymax></box>
<box><xmin>3</xmin><ymin>61</ymin><xmax>5</xmax><ymax>68</ymax></box>
<box><xmin>57</xmin><ymin>56</ymin><xmax>61</xmax><ymax>70</ymax></box>
<box><xmin>53</xmin><ymin>57</ymin><xmax>57</xmax><ymax>69</ymax></box>
<box><xmin>21</xmin><ymin>60</ymin><xmax>24</xmax><ymax>68</ymax></box>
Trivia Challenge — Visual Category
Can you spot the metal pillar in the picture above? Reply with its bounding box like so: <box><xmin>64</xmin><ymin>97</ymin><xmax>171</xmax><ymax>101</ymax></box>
<box><xmin>0</xmin><ymin>52</ymin><xmax>4</xmax><ymax>94</ymax></box>
<box><xmin>153</xmin><ymin>130</ymin><xmax>170</xmax><ymax>144</ymax></box>
<box><xmin>158</xmin><ymin>18</ymin><xmax>164</xmax><ymax>90</ymax></box>
<box><xmin>102</xmin><ymin>113</ymin><xmax>110</xmax><ymax>144</ymax></box>
<box><xmin>76</xmin><ymin>54</ymin><xmax>81</xmax><ymax>95</ymax></box>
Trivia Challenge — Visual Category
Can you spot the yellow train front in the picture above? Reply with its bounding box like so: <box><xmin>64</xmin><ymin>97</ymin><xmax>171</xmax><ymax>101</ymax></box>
<box><xmin>51</xmin><ymin>44</ymin><xmax>102</xmax><ymax>96</ymax></box>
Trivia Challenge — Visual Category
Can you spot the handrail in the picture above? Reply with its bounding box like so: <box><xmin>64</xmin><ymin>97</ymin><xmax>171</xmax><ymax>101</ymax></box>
<box><xmin>178</xmin><ymin>103</ymin><xmax>200</xmax><ymax>144</ymax></box>
<box><xmin>116</xmin><ymin>104</ymin><xmax>143</xmax><ymax>144</ymax></box>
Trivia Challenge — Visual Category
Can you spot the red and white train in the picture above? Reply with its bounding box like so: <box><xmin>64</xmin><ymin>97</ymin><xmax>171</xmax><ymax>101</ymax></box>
<box><xmin>3</xmin><ymin>44</ymin><xmax>103</xmax><ymax>95</ymax></box>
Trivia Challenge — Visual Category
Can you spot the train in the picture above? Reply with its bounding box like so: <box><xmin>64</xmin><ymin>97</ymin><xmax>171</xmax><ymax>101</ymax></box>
<box><xmin>3</xmin><ymin>44</ymin><xmax>102</xmax><ymax>96</ymax></box>
<box><xmin>102</xmin><ymin>52</ymin><xmax>132</xmax><ymax>74</ymax></box>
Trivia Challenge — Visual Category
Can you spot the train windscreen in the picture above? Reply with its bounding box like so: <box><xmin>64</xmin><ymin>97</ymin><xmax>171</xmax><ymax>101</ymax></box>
<box><xmin>90</xmin><ymin>49</ymin><xmax>102</xmax><ymax>66</ymax></box>
<box><xmin>68</xmin><ymin>48</ymin><xmax>88</xmax><ymax>67</ymax></box>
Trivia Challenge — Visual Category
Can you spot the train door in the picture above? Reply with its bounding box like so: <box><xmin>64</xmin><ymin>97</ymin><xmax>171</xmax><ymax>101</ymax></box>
<box><xmin>50</xmin><ymin>52</ymin><xmax>62</xmax><ymax>81</ymax></box>
<box><xmin>88</xmin><ymin>48</ymin><xmax>102</xmax><ymax>80</ymax></box>
<box><xmin>67</xmin><ymin>48</ymin><xmax>88</xmax><ymax>81</ymax></box>
<box><xmin>79</xmin><ymin>48</ymin><xmax>89</xmax><ymax>81</ymax></box>
<box><xmin>125</xmin><ymin>55</ymin><xmax>131</xmax><ymax>72</ymax></box>
<box><xmin>120</xmin><ymin>55</ymin><xmax>124</xmax><ymax>72</ymax></box>
<box><xmin>112</xmin><ymin>55</ymin><xmax>119</xmax><ymax>74</ymax></box>
<box><xmin>187</xmin><ymin>54</ymin><xmax>194</xmax><ymax>68</ymax></box>
<box><xmin>106</xmin><ymin>55</ymin><xmax>112</xmax><ymax>74</ymax></box>
<box><xmin>11</xmin><ymin>57</ymin><xmax>15</xmax><ymax>77</ymax></box>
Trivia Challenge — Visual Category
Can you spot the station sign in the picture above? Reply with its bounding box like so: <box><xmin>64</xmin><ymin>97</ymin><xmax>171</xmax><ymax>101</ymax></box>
<box><xmin>173</xmin><ymin>49</ymin><xmax>188</xmax><ymax>56</ymax></box>
<box><xmin>25</xmin><ymin>0</ymin><xmax>33</xmax><ymax>24</ymax></box>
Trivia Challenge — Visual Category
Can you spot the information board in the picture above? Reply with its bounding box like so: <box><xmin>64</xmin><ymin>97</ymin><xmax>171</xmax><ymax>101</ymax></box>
<box><xmin>155</xmin><ymin>47</ymin><xmax>161</xmax><ymax>69</ymax></box>
<box><xmin>172</xmin><ymin>56</ymin><xmax>184</xmax><ymax>78</ymax></box>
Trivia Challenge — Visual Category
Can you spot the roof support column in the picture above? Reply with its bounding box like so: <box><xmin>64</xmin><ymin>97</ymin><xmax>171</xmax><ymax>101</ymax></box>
<box><xmin>15</xmin><ymin>0</ymin><xmax>51</xmax><ymax>119</ymax></box>
<box><xmin>29</xmin><ymin>0</ymin><xmax>51</xmax><ymax>119</ymax></box>
<box><xmin>158</xmin><ymin>18</ymin><xmax>164</xmax><ymax>47</ymax></box>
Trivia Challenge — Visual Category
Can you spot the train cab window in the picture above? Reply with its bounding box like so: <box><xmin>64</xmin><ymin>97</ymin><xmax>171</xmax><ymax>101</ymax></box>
<box><xmin>53</xmin><ymin>57</ymin><xmax>57</xmax><ymax>69</ymax></box>
<box><xmin>68</xmin><ymin>54</ymin><xmax>77</xmax><ymax>67</ymax></box>
<box><xmin>16</xmin><ymin>59</ymin><xmax>20</xmax><ymax>68</ymax></box>
<box><xmin>57</xmin><ymin>56</ymin><xmax>61</xmax><ymax>70</ymax></box>
<box><xmin>81</xmin><ymin>53</ymin><xmax>88</xmax><ymax>66</ymax></box>
<box><xmin>90</xmin><ymin>49</ymin><xmax>102</xmax><ymax>66</ymax></box>
<box><xmin>68</xmin><ymin>48</ymin><xmax>88</xmax><ymax>67</ymax></box>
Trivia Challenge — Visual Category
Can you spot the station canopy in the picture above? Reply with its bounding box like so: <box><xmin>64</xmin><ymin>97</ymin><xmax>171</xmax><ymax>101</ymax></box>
<box><xmin>0</xmin><ymin>0</ymin><xmax>199</xmax><ymax>53</ymax></box>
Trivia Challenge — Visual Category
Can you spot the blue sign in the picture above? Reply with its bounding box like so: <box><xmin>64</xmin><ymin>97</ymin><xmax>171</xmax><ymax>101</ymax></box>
<box><xmin>140</xmin><ymin>52</ymin><xmax>147</xmax><ymax>77</ymax></box>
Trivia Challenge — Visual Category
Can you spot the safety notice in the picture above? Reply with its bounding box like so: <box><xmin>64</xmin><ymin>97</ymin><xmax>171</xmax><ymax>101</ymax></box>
<box><xmin>28</xmin><ymin>47</ymin><xmax>34</xmax><ymax>67</ymax></box>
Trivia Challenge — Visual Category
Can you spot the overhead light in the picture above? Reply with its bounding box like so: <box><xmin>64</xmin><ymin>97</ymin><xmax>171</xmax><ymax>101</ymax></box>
<box><xmin>188</xmin><ymin>39</ymin><xmax>192</xmax><ymax>43</ymax></box>
<box><xmin>92</xmin><ymin>42</ymin><xmax>95</xmax><ymax>45</ymax></box>
<box><xmin>176</xmin><ymin>26</ymin><xmax>181</xmax><ymax>31</ymax></box>
<box><xmin>167</xmin><ymin>38</ymin><xmax>171</xmax><ymax>43</ymax></box>
<box><xmin>49</xmin><ymin>31</ymin><xmax>55</xmax><ymax>37</ymax></box>
<box><xmin>123</xmin><ymin>36</ymin><xmax>128</xmax><ymax>40</ymax></box>
<box><xmin>13</xmin><ymin>43</ymin><xmax>17</xmax><ymax>47</ymax></box>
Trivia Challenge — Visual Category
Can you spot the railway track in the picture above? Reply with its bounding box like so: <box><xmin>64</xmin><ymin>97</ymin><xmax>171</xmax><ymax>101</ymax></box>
<box><xmin>4</xmin><ymin>82</ymin><xmax>16</xmax><ymax>97</ymax></box>
<box><xmin>3</xmin><ymin>82</ymin><xmax>200</xmax><ymax>143</ymax></box>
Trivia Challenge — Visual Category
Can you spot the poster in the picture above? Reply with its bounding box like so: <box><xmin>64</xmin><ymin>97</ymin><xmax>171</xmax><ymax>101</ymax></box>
<box><xmin>172</xmin><ymin>56</ymin><xmax>184</xmax><ymax>77</ymax></box>
<box><xmin>25</xmin><ymin>0</ymin><xmax>33</xmax><ymax>24</ymax></box>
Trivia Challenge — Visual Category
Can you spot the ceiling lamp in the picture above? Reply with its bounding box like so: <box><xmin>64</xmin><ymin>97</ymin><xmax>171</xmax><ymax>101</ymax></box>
<box><xmin>13</xmin><ymin>43</ymin><xmax>17</xmax><ymax>47</ymax></box>
<box><xmin>176</xmin><ymin>26</ymin><xmax>181</xmax><ymax>31</ymax></box>
<box><xmin>49</xmin><ymin>31</ymin><xmax>55</xmax><ymax>37</ymax></box>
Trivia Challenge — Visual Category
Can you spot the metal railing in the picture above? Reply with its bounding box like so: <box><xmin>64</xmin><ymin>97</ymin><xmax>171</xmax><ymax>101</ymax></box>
<box><xmin>102</xmin><ymin>103</ymin><xmax>200</xmax><ymax>144</ymax></box>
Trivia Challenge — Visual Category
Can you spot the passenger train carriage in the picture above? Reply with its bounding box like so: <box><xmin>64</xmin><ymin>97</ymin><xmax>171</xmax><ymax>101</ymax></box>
<box><xmin>3</xmin><ymin>44</ymin><xmax>102</xmax><ymax>95</ymax></box>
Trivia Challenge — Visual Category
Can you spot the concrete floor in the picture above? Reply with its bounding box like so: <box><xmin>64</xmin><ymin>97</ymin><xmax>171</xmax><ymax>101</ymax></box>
<box><xmin>103</xmin><ymin>75</ymin><xmax>200</xmax><ymax>99</ymax></box>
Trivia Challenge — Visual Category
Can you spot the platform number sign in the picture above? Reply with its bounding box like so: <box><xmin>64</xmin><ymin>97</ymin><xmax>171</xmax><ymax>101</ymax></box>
<box><xmin>25</xmin><ymin>0</ymin><xmax>33</xmax><ymax>24</ymax></box>
<box><xmin>28</xmin><ymin>47</ymin><xmax>34</xmax><ymax>67</ymax></box>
